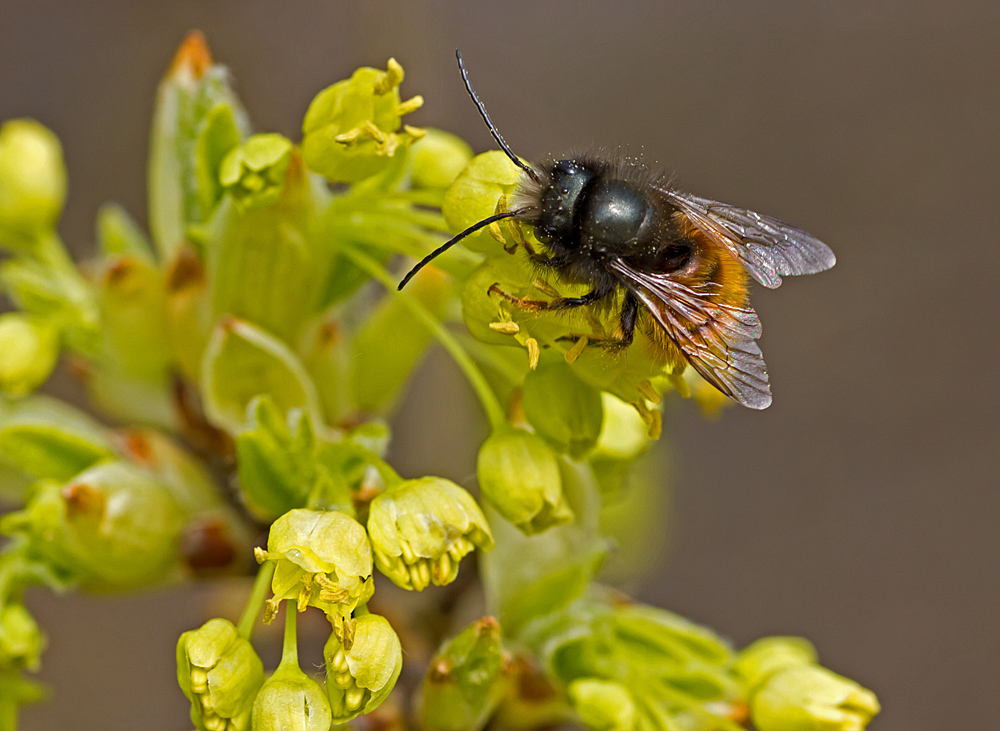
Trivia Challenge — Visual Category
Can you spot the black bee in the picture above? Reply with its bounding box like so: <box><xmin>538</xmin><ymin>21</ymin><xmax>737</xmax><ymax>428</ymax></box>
<box><xmin>399</xmin><ymin>51</ymin><xmax>835</xmax><ymax>409</ymax></box>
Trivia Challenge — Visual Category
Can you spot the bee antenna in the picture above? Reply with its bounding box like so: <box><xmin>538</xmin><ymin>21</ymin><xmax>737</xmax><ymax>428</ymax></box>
<box><xmin>398</xmin><ymin>209</ymin><xmax>524</xmax><ymax>290</ymax></box>
<box><xmin>456</xmin><ymin>50</ymin><xmax>541</xmax><ymax>184</ymax></box>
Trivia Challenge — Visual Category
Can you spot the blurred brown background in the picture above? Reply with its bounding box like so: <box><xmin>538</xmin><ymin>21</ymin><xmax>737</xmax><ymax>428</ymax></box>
<box><xmin>2</xmin><ymin>1</ymin><xmax>998</xmax><ymax>729</ymax></box>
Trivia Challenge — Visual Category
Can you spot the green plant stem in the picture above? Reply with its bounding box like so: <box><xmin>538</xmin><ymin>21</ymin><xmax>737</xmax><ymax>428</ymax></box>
<box><xmin>279</xmin><ymin>601</ymin><xmax>298</xmax><ymax>668</ymax></box>
<box><xmin>237</xmin><ymin>561</ymin><xmax>276</xmax><ymax>640</ymax></box>
<box><xmin>342</xmin><ymin>247</ymin><xmax>506</xmax><ymax>430</ymax></box>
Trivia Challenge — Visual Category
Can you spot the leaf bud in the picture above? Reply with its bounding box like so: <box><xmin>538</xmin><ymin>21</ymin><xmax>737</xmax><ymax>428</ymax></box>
<box><xmin>149</xmin><ymin>31</ymin><xmax>249</xmax><ymax>259</ymax></box>
<box><xmin>219</xmin><ymin>134</ymin><xmax>294</xmax><ymax>210</ymax></box>
<box><xmin>410</xmin><ymin>128</ymin><xmax>473</xmax><ymax>189</ymax></box>
<box><xmin>255</xmin><ymin>509</ymin><xmax>373</xmax><ymax>638</ymax></box>
<box><xmin>177</xmin><ymin>618</ymin><xmax>264</xmax><ymax>731</ymax></box>
<box><xmin>0</xmin><ymin>119</ymin><xmax>66</xmax><ymax>249</ymax></box>
<box><xmin>417</xmin><ymin>616</ymin><xmax>510</xmax><ymax>731</ymax></box>
<box><xmin>750</xmin><ymin>664</ymin><xmax>880</xmax><ymax>731</ymax></box>
<box><xmin>477</xmin><ymin>426</ymin><xmax>573</xmax><ymax>535</ymax></box>
<box><xmin>567</xmin><ymin>678</ymin><xmax>636</xmax><ymax>731</ymax></box>
<box><xmin>0</xmin><ymin>313</ymin><xmax>59</xmax><ymax>396</ymax></box>
<box><xmin>367</xmin><ymin>477</ymin><xmax>493</xmax><ymax>591</ymax></box>
<box><xmin>301</xmin><ymin>59</ymin><xmax>425</xmax><ymax>183</ymax></box>
<box><xmin>252</xmin><ymin>658</ymin><xmax>332</xmax><ymax>731</ymax></box>
<box><xmin>522</xmin><ymin>358</ymin><xmax>604</xmax><ymax>458</ymax></box>
<box><xmin>325</xmin><ymin>613</ymin><xmax>402</xmax><ymax>723</ymax></box>
<box><xmin>0</xmin><ymin>602</ymin><xmax>46</xmax><ymax>672</ymax></box>
<box><xmin>0</xmin><ymin>461</ymin><xmax>187</xmax><ymax>590</ymax></box>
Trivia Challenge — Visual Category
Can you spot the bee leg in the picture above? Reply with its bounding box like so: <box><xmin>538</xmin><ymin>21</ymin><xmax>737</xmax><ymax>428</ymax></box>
<box><xmin>519</xmin><ymin>238</ymin><xmax>559</xmax><ymax>267</ymax></box>
<box><xmin>618</xmin><ymin>292</ymin><xmax>638</xmax><ymax>347</ymax></box>
<box><xmin>560</xmin><ymin>294</ymin><xmax>638</xmax><ymax>353</ymax></box>
<box><xmin>489</xmin><ymin>284</ymin><xmax>605</xmax><ymax>311</ymax></box>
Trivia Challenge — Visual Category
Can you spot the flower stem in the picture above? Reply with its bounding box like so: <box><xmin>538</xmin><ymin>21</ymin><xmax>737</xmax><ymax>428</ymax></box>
<box><xmin>342</xmin><ymin>247</ymin><xmax>506</xmax><ymax>430</ymax></box>
<box><xmin>237</xmin><ymin>561</ymin><xmax>276</xmax><ymax>640</ymax></box>
<box><xmin>279</xmin><ymin>602</ymin><xmax>299</xmax><ymax>668</ymax></box>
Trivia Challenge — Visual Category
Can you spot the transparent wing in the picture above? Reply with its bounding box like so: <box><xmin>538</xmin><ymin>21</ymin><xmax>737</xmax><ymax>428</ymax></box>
<box><xmin>663</xmin><ymin>190</ymin><xmax>836</xmax><ymax>289</ymax></box>
<box><xmin>606</xmin><ymin>258</ymin><xmax>772</xmax><ymax>409</ymax></box>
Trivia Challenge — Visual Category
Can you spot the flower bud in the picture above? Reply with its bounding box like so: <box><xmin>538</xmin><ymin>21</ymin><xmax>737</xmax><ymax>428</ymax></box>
<box><xmin>0</xmin><ymin>602</ymin><xmax>46</xmax><ymax>672</ymax></box>
<box><xmin>367</xmin><ymin>477</ymin><xmax>493</xmax><ymax>591</ymax></box>
<box><xmin>0</xmin><ymin>313</ymin><xmax>59</xmax><ymax>396</ymax></box>
<box><xmin>252</xmin><ymin>659</ymin><xmax>331</xmax><ymax>731</ymax></box>
<box><xmin>177</xmin><ymin>618</ymin><xmax>264</xmax><ymax>731</ymax></box>
<box><xmin>0</xmin><ymin>461</ymin><xmax>186</xmax><ymax>590</ymax></box>
<box><xmin>417</xmin><ymin>617</ymin><xmax>509</xmax><ymax>731</ymax></box>
<box><xmin>302</xmin><ymin>59</ymin><xmax>424</xmax><ymax>183</ymax></box>
<box><xmin>256</xmin><ymin>509</ymin><xmax>373</xmax><ymax>638</ymax></box>
<box><xmin>410</xmin><ymin>128</ymin><xmax>473</xmax><ymax>189</ymax></box>
<box><xmin>750</xmin><ymin>664</ymin><xmax>880</xmax><ymax>731</ymax></box>
<box><xmin>567</xmin><ymin>678</ymin><xmax>636</xmax><ymax>731</ymax></box>
<box><xmin>442</xmin><ymin>151</ymin><xmax>524</xmax><ymax>254</ymax></box>
<box><xmin>325</xmin><ymin>613</ymin><xmax>402</xmax><ymax>723</ymax></box>
<box><xmin>477</xmin><ymin>427</ymin><xmax>572</xmax><ymax>535</ymax></box>
<box><xmin>0</xmin><ymin>119</ymin><xmax>66</xmax><ymax>249</ymax></box>
<box><xmin>522</xmin><ymin>358</ymin><xmax>604</xmax><ymax>458</ymax></box>
<box><xmin>736</xmin><ymin>637</ymin><xmax>818</xmax><ymax>693</ymax></box>
<box><xmin>219</xmin><ymin>134</ymin><xmax>294</xmax><ymax>210</ymax></box>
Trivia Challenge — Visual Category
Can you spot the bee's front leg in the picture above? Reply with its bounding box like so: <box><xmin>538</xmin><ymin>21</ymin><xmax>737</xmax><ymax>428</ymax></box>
<box><xmin>488</xmin><ymin>283</ymin><xmax>605</xmax><ymax>312</ymax></box>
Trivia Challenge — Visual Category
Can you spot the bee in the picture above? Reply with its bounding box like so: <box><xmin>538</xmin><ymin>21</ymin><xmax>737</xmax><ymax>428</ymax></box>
<box><xmin>399</xmin><ymin>51</ymin><xmax>835</xmax><ymax>409</ymax></box>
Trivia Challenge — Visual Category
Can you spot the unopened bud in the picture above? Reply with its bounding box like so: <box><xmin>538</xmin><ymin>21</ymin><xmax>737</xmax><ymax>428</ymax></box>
<box><xmin>0</xmin><ymin>119</ymin><xmax>66</xmax><ymax>249</ymax></box>
<box><xmin>177</xmin><ymin>618</ymin><xmax>264</xmax><ymax>731</ymax></box>
<box><xmin>324</xmin><ymin>613</ymin><xmax>402</xmax><ymax>723</ymax></box>
<box><xmin>0</xmin><ymin>313</ymin><xmax>59</xmax><ymax>396</ymax></box>
<box><xmin>477</xmin><ymin>426</ymin><xmax>572</xmax><ymax>535</ymax></box>
<box><xmin>367</xmin><ymin>477</ymin><xmax>493</xmax><ymax>591</ymax></box>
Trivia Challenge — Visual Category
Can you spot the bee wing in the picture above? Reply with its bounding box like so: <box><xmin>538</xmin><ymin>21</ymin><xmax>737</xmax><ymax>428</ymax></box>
<box><xmin>663</xmin><ymin>190</ymin><xmax>835</xmax><ymax>289</ymax></box>
<box><xmin>607</xmin><ymin>258</ymin><xmax>772</xmax><ymax>409</ymax></box>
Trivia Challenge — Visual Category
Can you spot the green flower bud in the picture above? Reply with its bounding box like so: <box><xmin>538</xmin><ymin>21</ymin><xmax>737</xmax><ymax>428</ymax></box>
<box><xmin>0</xmin><ymin>313</ymin><xmax>59</xmax><ymax>396</ymax></box>
<box><xmin>417</xmin><ymin>617</ymin><xmax>509</xmax><ymax>731</ymax></box>
<box><xmin>736</xmin><ymin>637</ymin><xmax>818</xmax><ymax>693</ymax></box>
<box><xmin>0</xmin><ymin>119</ymin><xmax>66</xmax><ymax>249</ymax></box>
<box><xmin>302</xmin><ymin>59</ymin><xmax>425</xmax><ymax>183</ymax></box>
<box><xmin>149</xmin><ymin>31</ymin><xmax>249</xmax><ymax>259</ymax></box>
<box><xmin>0</xmin><ymin>461</ymin><xmax>187</xmax><ymax>590</ymax></box>
<box><xmin>477</xmin><ymin>427</ymin><xmax>572</xmax><ymax>535</ymax></box>
<box><xmin>410</xmin><ymin>128</ymin><xmax>473</xmax><ymax>189</ymax></box>
<box><xmin>367</xmin><ymin>477</ymin><xmax>493</xmax><ymax>591</ymax></box>
<box><xmin>252</xmin><ymin>658</ymin><xmax>332</xmax><ymax>731</ymax></box>
<box><xmin>0</xmin><ymin>394</ymin><xmax>115</xmax><ymax>481</ymax></box>
<box><xmin>567</xmin><ymin>678</ymin><xmax>636</xmax><ymax>731</ymax></box>
<box><xmin>256</xmin><ymin>509</ymin><xmax>373</xmax><ymax>640</ymax></box>
<box><xmin>201</xmin><ymin>316</ymin><xmax>323</xmax><ymax>435</ymax></box>
<box><xmin>750</xmin><ymin>664</ymin><xmax>880</xmax><ymax>731</ymax></box>
<box><xmin>522</xmin><ymin>358</ymin><xmax>604</xmax><ymax>458</ymax></box>
<box><xmin>177</xmin><ymin>618</ymin><xmax>265</xmax><ymax>731</ymax></box>
<box><xmin>0</xmin><ymin>603</ymin><xmax>45</xmax><ymax>672</ymax></box>
<box><xmin>219</xmin><ymin>134</ymin><xmax>294</xmax><ymax>210</ymax></box>
<box><xmin>442</xmin><ymin>151</ymin><xmax>524</xmax><ymax>254</ymax></box>
<box><xmin>325</xmin><ymin>613</ymin><xmax>402</xmax><ymax>723</ymax></box>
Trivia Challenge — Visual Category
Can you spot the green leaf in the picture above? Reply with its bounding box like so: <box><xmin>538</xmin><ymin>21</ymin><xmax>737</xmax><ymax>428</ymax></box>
<box><xmin>96</xmin><ymin>203</ymin><xmax>152</xmax><ymax>260</ymax></box>
<box><xmin>201</xmin><ymin>317</ymin><xmax>322</xmax><ymax>434</ymax></box>
<box><xmin>0</xmin><ymin>395</ymin><xmax>114</xmax><ymax>481</ymax></box>
<box><xmin>480</xmin><ymin>458</ymin><xmax>608</xmax><ymax>637</ymax></box>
